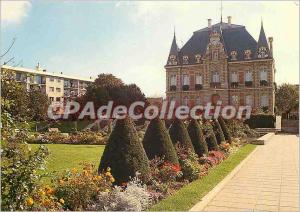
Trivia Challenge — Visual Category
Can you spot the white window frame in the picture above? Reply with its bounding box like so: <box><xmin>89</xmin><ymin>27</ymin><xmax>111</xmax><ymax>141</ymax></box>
<box><xmin>245</xmin><ymin>71</ymin><xmax>253</xmax><ymax>82</ymax></box>
<box><xmin>212</xmin><ymin>72</ymin><xmax>220</xmax><ymax>83</ymax></box>
<box><xmin>231</xmin><ymin>72</ymin><xmax>238</xmax><ymax>82</ymax></box>
<box><xmin>183</xmin><ymin>75</ymin><xmax>190</xmax><ymax>85</ymax></box>
<box><xmin>260</xmin><ymin>95</ymin><xmax>269</xmax><ymax>107</ymax></box>
<box><xmin>245</xmin><ymin>95</ymin><xmax>253</xmax><ymax>106</ymax></box>
<box><xmin>232</xmin><ymin>95</ymin><xmax>239</xmax><ymax>104</ymax></box>
<box><xmin>195</xmin><ymin>75</ymin><xmax>203</xmax><ymax>85</ymax></box>
<box><xmin>170</xmin><ymin>75</ymin><xmax>176</xmax><ymax>86</ymax></box>
<box><xmin>260</xmin><ymin>70</ymin><xmax>267</xmax><ymax>81</ymax></box>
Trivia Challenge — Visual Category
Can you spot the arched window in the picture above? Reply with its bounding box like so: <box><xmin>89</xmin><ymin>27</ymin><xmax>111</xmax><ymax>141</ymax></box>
<box><xmin>212</xmin><ymin>72</ymin><xmax>220</xmax><ymax>83</ymax></box>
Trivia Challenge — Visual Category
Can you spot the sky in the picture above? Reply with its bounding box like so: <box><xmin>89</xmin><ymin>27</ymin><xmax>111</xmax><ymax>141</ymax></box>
<box><xmin>1</xmin><ymin>1</ymin><xmax>299</xmax><ymax>97</ymax></box>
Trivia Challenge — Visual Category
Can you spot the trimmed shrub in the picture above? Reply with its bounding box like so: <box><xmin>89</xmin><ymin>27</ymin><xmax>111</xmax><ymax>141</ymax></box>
<box><xmin>244</xmin><ymin>114</ymin><xmax>275</xmax><ymax>128</ymax></box>
<box><xmin>202</xmin><ymin>121</ymin><xmax>219</xmax><ymax>151</ymax></box>
<box><xmin>142</xmin><ymin>118</ymin><xmax>179</xmax><ymax>164</ymax></box>
<box><xmin>212</xmin><ymin>119</ymin><xmax>226</xmax><ymax>145</ymax></box>
<box><xmin>187</xmin><ymin>119</ymin><xmax>208</xmax><ymax>156</ymax></box>
<box><xmin>169</xmin><ymin>119</ymin><xmax>195</xmax><ymax>152</ymax></box>
<box><xmin>218</xmin><ymin>116</ymin><xmax>232</xmax><ymax>143</ymax></box>
<box><xmin>98</xmin><ymin>117</ymin><xmax>150</xmax><ymax>184</ymax></box>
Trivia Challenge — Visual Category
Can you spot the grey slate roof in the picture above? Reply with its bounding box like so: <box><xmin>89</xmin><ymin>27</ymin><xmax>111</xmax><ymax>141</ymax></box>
<box><xmin>167</xmin><ymin>22</ymin><xmax>270</xmax><ymax>65</ymax></box>
<box><xmin>257</xmin><ymin>24</ymin><xmax>270</xmax><ymax>51</ymax></box>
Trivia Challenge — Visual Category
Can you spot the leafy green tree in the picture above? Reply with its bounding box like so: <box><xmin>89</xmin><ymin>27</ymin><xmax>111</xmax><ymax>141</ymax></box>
<box><xmin>187</xmin><ymin>119</ymin><xmax>208</xmax><ymax>156</ymax></box>
<box><xmin>169</xmin><ymin>119</ymin><xmax>195</xmax><ymax>152</ymax></box>
<box><xmin>28</xmin><ymin>88</ymin><xmax>49</xmax><ymax>121</ymax></box>
<box><xmin>142</xmin><ymin>118</ymin><xmax>179</xmax><ymax>164</ymax></box>
<box><xmin>212</xmin><ymin>119</ymin><xmax>226</xmax><ymax>144</ymax></box>
<box><xmin>99</xmin><ymin>117</ymin><xmax>150</xmax><ymax>184</ymax></box>
<box><xmin>275</xmin><ymin>83</ymin><xmax>299</xmax><ymax>118</ymax></box>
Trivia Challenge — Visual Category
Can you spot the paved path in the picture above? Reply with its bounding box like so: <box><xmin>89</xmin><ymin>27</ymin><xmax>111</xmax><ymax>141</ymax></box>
<box><xmin>194</xmin><ymin>134</ymin><xmax>299</xmax><ymax>212</ymax></box>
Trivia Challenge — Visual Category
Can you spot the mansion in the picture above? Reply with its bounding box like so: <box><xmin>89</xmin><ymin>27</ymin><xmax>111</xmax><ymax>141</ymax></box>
<box><xmin>165</xmin><ymin>16</ymin><xmax>275</xmax><ymax>114</ymax></box>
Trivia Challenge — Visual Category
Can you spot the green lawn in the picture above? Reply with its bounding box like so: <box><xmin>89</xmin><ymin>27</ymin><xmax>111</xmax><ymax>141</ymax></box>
<box><xmin>30</xmin><ymin>144</ymin><xmax>105</xmax><ymax>183</ymax></box>
<box><xmin>150</xmin><ymin>144</ymin><xmax>256</xmax><ymax>211</ymax></box>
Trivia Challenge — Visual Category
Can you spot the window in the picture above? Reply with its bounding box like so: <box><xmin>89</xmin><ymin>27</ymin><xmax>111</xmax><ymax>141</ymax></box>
<box><xmin>245</xmin><ymin>71</ymin><xmax>253</xmax><ymax>81</ymax></box>
<box><xmin>196</xmin><ymin>96</ymin><xmax>201</xmax><ymax>105</ymax></box>
<box><xmin>260</xmin><ymin>95</ymin><xmax>269</xmax><ymax>107</ymax></box>
<box><xmin>49</xmin><ymin>77</ymin><xmax>55</xmax><ymax>82</ymax></box>
<box><xmin>195</xmin><ymin>75</ymin><xmax>203</xmax><ymax>85</ymax></box>
<box><xmin>170</xmin><ymin>75</ymin><xmax>176</xmax><ymax>86</ymax></box>
<box><xmin>183</xmin><ymin>96</ymin><xmax>188</xmax><ymax>106</ymax></box>
<box><xmin>245</xmin><ymin>95</ymin><xmax>253</xmax><ymax>106</ymax></box>
<box><xmin>57</xmin><ymin>78</ymin><xmax>61</xmax><ymax>83</ymax></box>
<box><xmin>212</xmin><ymin>72</ymin><xmax>220</xmax><ymax>83</ymax></box>
<box><xmin>183</xmin><ymin>56</ymin><xmax>189</xmax><ymax>64</ymax></box>
<box><xmin>231</xmin><ymin>95</ymin><xmax>239</xmax><ymax>104</ymax></box>
<box><xmin>183</xmin><ymin>75</ymin><xmax>189</xmax><ymax>85</ymax></box>
<box><xmin>56</xmin><ymin>87</ymin><xmax>61</xmax><ymax>92</ymax></box>
<box><xmin>49</xmin><ymin>97</ymin><xmax>54</xmax><ymax>102</ymax></box>
<box><xmin>231</xmin><ymin>72</ymin><xmax>238</xmax><ymax>82</ymax></box>
<box><xmin>16</xmin><ymin>73</ymin><xmax>22</xmax><ymax>81</ymax></box>
<box><xmin>56</xmin><ymin>97</ymin><xmax>61</xmax><ymax>102</ymax></box>
<box><xmin>49</xmin><ymin>87</ymin><xmax>54</xmax><ymax>92</ymax></box>
<box><xmin>170</xmin><ymin>97</ymin><xmax>176</xmax><ymax>104</ymax></box>
<box><xmin>230</xmin><ymin>51</ymin><xmax>237</xmax><ymax>60</ymax></box>
<box><xmin>195</xmin><ymin>54</ymin><xmax>201</xmax><ymax>63</ymax></box>
<box><xmin>260</xmin><ymin>70</ymin><xmax>267</xmax><ymax>81</ymax></box>
<box><xmin>212</xmin><ymin>51</ymin><xmax>218</xmax><ymax>60</ymax></box>
<box><xmin>244</xmin><ymin>50</ymin><xmax>251</xmax><ymax>59</ymax></box>
<box><xmin>169</xmin><ymin>55</ymin><xmax>177</xmax><ymax>65</ymax></box>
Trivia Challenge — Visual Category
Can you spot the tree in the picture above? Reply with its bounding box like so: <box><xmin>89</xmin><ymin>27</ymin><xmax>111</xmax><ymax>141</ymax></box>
<box><xmin>212</xmin><ymin>119</ymin><xmax>226</xmax><ymax>144</ymax></box>
<box><xmin>28</xmin><ymin>88</ymin><xmax>49</xmax><ymax>121</ymax></box>
<box><xmin>202</xmin><ymin>121</ymin><xmax>219</xmax><ymax>151</ymax></box>
<box><xmin>187</xmin><ymin>119</ymin><xmax>208</xmax><ymax>156</ymax></box>
<box><xmin>1</xmin><ymin>70</ymin><xmax>29</xmax><ymax>121</ymax></box>
<box><xmin>169</xmin><ymin>119</ymin><xmax>195</xmax><ymax>152</ymax></box>
<box><xmin>94</xmin><ymin>73</ymin><xmax>124</xmax><ymax>88</ymax></box>
<box><xmin>218</xmin><ymin>116</ymin><xmax>232</xmax><ymax>143</ymax></box>
<box><xmin>142</xmin><ymin>118</ymin><xmax>179</xmax><ymax>164</ymax></box>
<box><xmin>275</xmin><ymin>83</ymin><xmax>299</xmax><ymax>118</ymax></box>
<box><xmin>98</xmin><ymin>117</ymin><xmax>150</xmax><ymax>184</ymax></box>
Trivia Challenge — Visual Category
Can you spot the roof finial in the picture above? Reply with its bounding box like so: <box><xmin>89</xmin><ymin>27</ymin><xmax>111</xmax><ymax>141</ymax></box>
<box><xmin>173</xmin><ymin>25</ymin><xmax>176</xmax><ymax>38</ymax></box>
<box><xmin>220</xmin><ymin>0</ymin><xmax>223</xmax><ymax>23</ymax></box>
<box><xmin>261</xmin><ymin>16</ymin><xmax>263</xmax><ymax>27</ymax></box>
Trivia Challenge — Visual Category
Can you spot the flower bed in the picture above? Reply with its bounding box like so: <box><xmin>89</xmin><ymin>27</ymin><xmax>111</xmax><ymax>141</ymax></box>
<box><xmin>28</xmin><ymin>131</ymin><xmax>108</xmax><ymax>145</ymax></box>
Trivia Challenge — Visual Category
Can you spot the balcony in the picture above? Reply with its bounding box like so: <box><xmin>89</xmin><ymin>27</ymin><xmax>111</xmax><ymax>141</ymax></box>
<box><xmin>182</xmin><ymin>85</ymin><xmax>189</xmax><ymax>91</ymax></box>
<box><xmin>169</xmin><ymin>85</ymin><xmax>176</xmax><ymax>91</ymax></box>
<box><xmin>245</xmin><ymin>81</ymin><xmax>253</xmax><ymax>87</ymax></box>
<box><xmin>260</xmin><ymin>80</ymin><xmax>268</xmax><ymax>86</ymax></box>
<box><xmin>231</xmin><ymin>82</ymin><xmax>239</xmax><ymax>88</ymax></box>
<box><xmin>210</xmin><ymin>82</ymin><xmax>221</xmax><ymax>88</ymax></box>
<box><xmin>195</xmin><ymin>84</ymin><xmax>203</xmax><ymax>90</ymax></box>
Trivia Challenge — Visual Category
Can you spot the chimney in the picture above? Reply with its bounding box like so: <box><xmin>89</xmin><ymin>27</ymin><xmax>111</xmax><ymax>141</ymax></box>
<box><xmin>268</xmin><ymin>37</ymin><xmax>273</xmax><ymax>57</ymax></box>
<box><xmin>208</xmin><ymin>19</ymin><xmax>212</xmax><ymax>28</ymax></box>
<box><xmin>36</xmin><ymin>62</ymin><xmax>41</xmax><ymax>71</ymax></box>
<box><xmin>227</xmin><ymin>16</ymin><xmax>232</xmax><ymax>25</ymax></box>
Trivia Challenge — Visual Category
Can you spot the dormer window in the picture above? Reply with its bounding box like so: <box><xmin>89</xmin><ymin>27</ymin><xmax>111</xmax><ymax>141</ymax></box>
<box><xmin>258</xmin><ymin>47</ymin><xmax>268</xmax><ymax>58</ymax></box>
<box><xmin>169</xmin><ymin>55</ymin><xmax>177</xmax><ymax>65</ymax></box>
<box><xmin>244</xmin><ymin>50</ymin><xmax>251</xmax><ymax>59</ymax></box>
<box><xmin>183</xmin><ymin>55</ymin><xmax>189</xmax><ymax>64</ymax></box>
<box><xmin>195</xmin><ymin>54</ymin><xmax>201</xmax><ymax>63</ymax></box>
<box><xmin>212</xmin><ymin>51</ymin><xmax>218</xmax><ymax>61</ymax></box>
<box><xmin>230</xmin><ymin>51</ymin><xmax>237</xmax><ymax>60</ymax></box>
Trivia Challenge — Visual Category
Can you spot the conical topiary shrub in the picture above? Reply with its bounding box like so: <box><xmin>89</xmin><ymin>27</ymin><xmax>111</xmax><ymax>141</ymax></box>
<box><xmin>212</xmin><ymin>119</ymin><xmax>226</xmax><ymax>144</ymax></box>
<box><xmin>169</xmin><ymin>119</ymin><xmax>195</xmax><ymax>152</ymax></box>
<box><xmin>142</xmin><ymin>118</ymin><xmax>179</xmax><ymax>164</ymax></box>
<box><xmin>187</xmin><ymin>119</ymin><xmax>208</xmax><ymax>157</ymax></box>
<box><xmin>98</xmin><ymin>117</ymin><xmax>150</xmax><ymax>184</ymax></box>
<box><xmin>203</xmin><ymin>121</ymin><xmax>219</xmax><ymax>151</ymax></box>
<box><xmin>218</xmin><ymin>116</ymin><xmax>232</xmax><ymax>143</ymax></box>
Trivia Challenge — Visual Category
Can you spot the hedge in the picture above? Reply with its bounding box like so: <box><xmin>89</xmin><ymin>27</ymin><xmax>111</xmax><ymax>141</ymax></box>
<box><xmin>244</xmin><ymin>114</ymin><xmax>275</xmax><ymax>128</ymax></box>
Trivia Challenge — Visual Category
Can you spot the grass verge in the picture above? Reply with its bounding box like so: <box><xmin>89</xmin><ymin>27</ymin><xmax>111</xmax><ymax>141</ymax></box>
<box><xmin>149</xmin><ymin>144</ymin><xmax>256</xmax><ymax>211</ymax></box>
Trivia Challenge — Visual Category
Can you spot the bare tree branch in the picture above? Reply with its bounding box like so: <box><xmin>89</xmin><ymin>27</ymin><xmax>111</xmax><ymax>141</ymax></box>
<box><xmin>0</xmin><ymin>38</ymin><xmax>16</xmax><ymax>58</ymax></box>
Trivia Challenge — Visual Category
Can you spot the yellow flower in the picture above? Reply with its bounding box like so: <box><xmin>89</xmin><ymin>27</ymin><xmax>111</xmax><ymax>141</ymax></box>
<box><xmin>59</xmin><ymin>179</ymin><xmax>64</xmax><ymax>185</ymax></box>
<box><xmin>110</xmin><ymin>177</ymin><xmax>115</xmax><ymax>183</ymax></box>
<box><xmin>104</xmin><ymin>189</ymin><xmax>109</xmax><ymax>192</ymax></box>
<box><xmin>26</xmin><ymin>197</ymin><xmax>34</xmax><ymax>206</ymax></box>
<box><xmin>107</xmin><ymin>167</ymin><xmax>111</xmax><ymax>172</ymax></box>
<box><xmin>38</xmin><ymin>189</ymin><xmax>46</xmax><ymax>196</ymax></box>
<box><xmin>96</xmin><ymin>175</ymin><xmax>103</xmax><ymax>181</ymax></box>
<box><xmin>59</xmin><ymin>198</ymin><xmax>65</xmax><ymax>204</ymax></box>
<box><xmin>105</xmin><ymin>172</ymin><xmax>111</xmax><ymax>177</ymax></box>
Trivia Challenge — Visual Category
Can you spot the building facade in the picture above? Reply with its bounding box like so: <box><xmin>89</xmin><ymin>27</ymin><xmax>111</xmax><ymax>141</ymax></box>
<box><xmin>2</xmin><ymin>64</ymin><xmax>93</xmax><ymax>103</ymax></box>
<box><xmin>165</xmin><ymin>17</ymin><xmax>275</xmax><ymax>114</ymax></box>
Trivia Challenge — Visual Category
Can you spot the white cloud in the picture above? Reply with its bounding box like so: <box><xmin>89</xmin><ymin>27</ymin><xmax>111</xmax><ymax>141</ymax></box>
<box><xmin>1</xmin><ymin>1</ymin><xmax>31</xmax><ymax>26</ymax></box>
